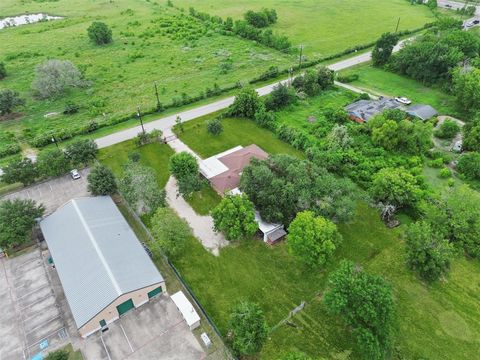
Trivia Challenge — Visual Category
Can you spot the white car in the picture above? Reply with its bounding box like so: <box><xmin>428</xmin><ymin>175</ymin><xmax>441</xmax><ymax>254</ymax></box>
<box><xmin>70</xmin><ymin>169</ymin><xmax>81</xmax><ymax>180</ymax></box>
<box><xmin>395</xmin><ymin>97</ymin><xmax>412</xmax><ymax>105</ymax></box>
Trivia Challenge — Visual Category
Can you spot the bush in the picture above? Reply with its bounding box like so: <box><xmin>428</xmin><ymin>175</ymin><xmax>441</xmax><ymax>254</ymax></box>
<box><xmin>87</xmin><ymin>164</ymin><xmax>117</xmax><ymax>196</ymax></box>
<box><xmin>87</xmin><ymin>22</ymin><xmax>113</xmax><ymax>45</ymax></box>
<box><xmin>244</xmin><ymin>8</ymin><xmax>277</xmax><ymax>28</ymax></box>
<box><xmin>63</xmin><ymin>101</ymin><xmax>79</xmax><ymax>115</ymax></box>
<box><xmin>228</xmin><ymin>87</ymin><xmax>262</xmax><ymax>119</ymax></box>
<box><xmin>44</xmin><ymin>349</ymin><xmax>69</xmax><ymax>360</ymax></box>
<box><xmin>336</xmin><ymin>73</ymin><xmax>359</xmax><ymax>83</ymax></box>
<box><xmin>31</xmin><ymin>59</ymin><xmax>86</xmax><ymax>99</ymax></box>
<box><xmin>206</xmin><ymin>118</ymin><xmax>223</xmax><ymax>136</ymax></box>
<box><xmin>457</xmin><ymin>152</ymin><xmax>480</xmax><ymax>180</ymax></box>
<box><xmin>0</xmin><ymin>62</ymin><xmax>6</xmax><ymax>79</ymax></box>
<box><xmin>254</xmin><ymin>105</ymin><xmax>276</xmax><ymax>129</ymax></box>
<box><xmin>439</xmin><ymin>167</ymin><xmax>452</xmax><ymax>178</ymax></box>
<box><xmin>264</xmin><ymin>83</ymin><xmax>296</xmax><ymax>111</ymax></box>
<box><xmin>434</xmin><ymin>119</ymin><xmax>460</xmax><ymax>139</ymax></box>
<box><xmin>0</xmin><ymin>89</ymin><xmax>25</xmax><ymax>115</ymax></box>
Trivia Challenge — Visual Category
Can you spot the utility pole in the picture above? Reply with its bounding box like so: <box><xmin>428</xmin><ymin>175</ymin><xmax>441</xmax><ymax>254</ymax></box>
<box><xmin>298</xmin><ymin>44</ymin><xmax>304</xmax><ymax>71</ymax></box>
<box><xmin>154</xmin><ymin>81</ymin><xmax>162</xmax><ymax>111</ymax></box>
<box><xmin>51</xmin><ymin>135</ymin><xmax>59</xmax><ymax>149</ymax></box>
<box><xmin>137</xmin><ymin>106</ymin><xmax>145</xmax><ymax>134</ymax></box>
<box><xmin>395</xmin><ymin>17</ymin><xmax>401</xmax><ymax>33</ymax></box>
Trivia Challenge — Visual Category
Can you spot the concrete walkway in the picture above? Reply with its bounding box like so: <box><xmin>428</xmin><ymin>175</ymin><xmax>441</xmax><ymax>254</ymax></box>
<box><xmin>165</xmin><ymin>177</ymin><xmax>228</xmax><ymax>256</ymax></box>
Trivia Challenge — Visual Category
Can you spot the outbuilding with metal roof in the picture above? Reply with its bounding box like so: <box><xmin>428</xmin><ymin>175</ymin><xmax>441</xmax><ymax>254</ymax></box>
<box><xmin>40</xmin><ymin>196</ymin><xmax>166</xmax><ymax>338</ymax></box>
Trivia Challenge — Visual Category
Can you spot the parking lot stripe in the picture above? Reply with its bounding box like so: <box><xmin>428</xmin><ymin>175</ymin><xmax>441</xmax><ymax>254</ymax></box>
<box><xmin>100</xmin><ymin>334</ymin><xmax>112</xmax><ymax>360</ymax></box>
<box><xmin>19</xmin><ymin>293</ymin><xmax>53</xmax><ymax>311</ymax></box>
<box><xmin>120</xmin><ymin>323</ymin><xmax>134</xmax><ymax>353</ymax></box>
<box><xmin>24</xmin><ymin>315</ymin><xmax>61</xmax><ymax>336</ymax></box>
<box><xmin>17</xmin><ymin>284</ymin><xmax>50</xmax><ymax>300</ymax></box>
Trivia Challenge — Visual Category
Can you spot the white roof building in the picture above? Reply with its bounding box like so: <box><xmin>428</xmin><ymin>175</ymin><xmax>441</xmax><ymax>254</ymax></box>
<box><xmin>171</xmin><ymin>291</ymin><xmax>201</xmax><ymax>330</ymax></box>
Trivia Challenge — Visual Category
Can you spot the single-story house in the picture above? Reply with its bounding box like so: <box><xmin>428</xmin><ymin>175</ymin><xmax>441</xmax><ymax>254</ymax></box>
<box><xmin>40</xmin><ymin>196</ymin><xmax>166</xmax><ymax>338</ymax></box>
<box><xmin>406</xmin><ymin>104</ymin><xmax>438</xmax><ymax>121</ymax></box>
<box><xmin>200</xmin><ymin>144</ymin><xmax>268</xmax><ymax>194</ymax></box>
<box><xmin>200</xmin><ymin>144</ymin><xmax>286</xmax><ymax>243</ymax></box>
<box><xmin>345</xmin><ymin>98</ymin><xmax>403</xmax><ymax>123</ymax></box>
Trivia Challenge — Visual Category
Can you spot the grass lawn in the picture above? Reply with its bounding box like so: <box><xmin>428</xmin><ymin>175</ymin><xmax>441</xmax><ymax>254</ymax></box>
<box><xmin>0</xmin><ymin>0</ymin><xmax>293</xmax><ymax>146</ymax></box>
<box><xmin>174</xmin><ymin>0</ymin><xmax>435</xmax><ymax>58</ymax></box>
<box><xmin>170</xmin><ymin>202</ymin><xmax>480</xmax><ymax>359</ymax></box>
<box><xmin>59</xmin><ymin>344</ymin><xmax>83</xmax><ymax>360</ymax></box>
<box><xmin>185</xmin><ymin>184</ymin><xmax>222</xmax><ymax>215</ymax></box>
<box><xmin>98</xmin><ymin>140</ymin><xmax>174</xmax><ymax>188</ymax></box>
<box><xmin>339</xmin><ymin>63</ymin><xmax>458</xmax><ymax>116</ymax></box>
<box><xmin>174</xmin><ymin>114</ymin><xmax>304</xmax><ymax>159</ymax></box>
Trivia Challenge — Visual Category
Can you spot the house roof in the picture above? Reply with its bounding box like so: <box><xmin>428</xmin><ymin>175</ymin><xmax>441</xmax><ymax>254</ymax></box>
<box><xmin>40</xmin><ymin>196</ymin><xmax>164</xmax><ymax>329</ymax></box>
<box><xmin>406</xmin><ymin>104</ymin><xmax>438</xmax><ymax>121</ymax></box>
<box><xmin>208</xmin><ymin>144</ymin><xmax>268</xmax><ymax>194</ymax></box>
<box><xmin>345</xmin><ymin>98</ymin><xmax>403</xmax><ymax>121</ymax></box>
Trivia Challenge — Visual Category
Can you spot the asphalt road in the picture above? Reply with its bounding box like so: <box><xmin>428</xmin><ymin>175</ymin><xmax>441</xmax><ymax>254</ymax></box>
<box><xmin>437</xmin><ymin>0</ymin><xmax>480</xmax><ymax>29</ymax></box>
<box><xmin>95</xmin><ymin>39</ymin><xmax>411</xmax><ymax>149</ymax></box>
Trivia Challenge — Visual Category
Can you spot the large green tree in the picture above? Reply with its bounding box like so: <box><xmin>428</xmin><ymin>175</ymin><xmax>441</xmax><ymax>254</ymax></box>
<box><xmin>287</xmin><ymin>211</ymin><xmax>342</xmax><ymax>267</ymax></box>
<box><xmin>169</xmin><ymin>151</ymin><xmax>202</xmax><ymax>196</ymax></box>
<box><xmin>457</xmin><ymin>152</ymin><xmax>480</xmax><ymax>180</ymax></box>
<box><xmin>211</xmin><ymin>194</ymin><xmax>258</xmax><ymax>241</ymax></box>
<box><xmin>44</xmin><ymin>350</ymin><xmax>69</xmax><ymax>360</ymax></box>
<box><xmin>87</xmin><ymin>164</ymin><xmax>117</xmax><ymax>195</ymax></box>
<box><xmin>324</xmin><ymin>260</ymin><xmax>395</xmax><ymax>360</ymax></box>
<box><xmin>370</xmin><ymin>167</ymin><xmax>421</xmax><ymax>208</ymax></box>
<box><xmin>151</xmin><ymin>207</ymin><xmax>190</xmax><ymax>257</ymax></box>
<box><xmin>0</xmin><ymin>199</ymin><xmax>45</xmax><ymax>249</ymax></box>
<box><xmin>0</xmin><ymin>89</ymin><xmax>25</xmax><ymax>115</ymax></box>
<box><xmin>1</xmin><ymin>158</ymin><xmax>38</xmax><ymax>186</ymax></box>
<box><xmin>65</xmin><ymin>139</ymin><xmax>98</xmax><ymax>167</ymax></box>
<box><xmin>228</xmin><ymin>87</ymin><xmax>262</xmax><ymax>119</ymax></box>
<box><xmin>37</xmin><ymin>148</ymin><xmax>71</xmax><ymax>178</ymax></box>
<box><xmin>453</xmin><ymin>67</ymin><xmax>480</xmax><ymax>118</ymax></box>
<box><xmin>118</xmin><ymin>161</ymin><xmax>166</xmax><ymax>214</ymax></box>
<box><xmin>87</xmin><ymin>21</ymin><xmax>113</xmax><ymax>45</ymax></box>
<box><xmin>227</xmin><ymin>301</ymin><xmax>269</xmax><ymax>356</ymax></box>
<box><xmin>372</xmin><ymin>32</ymin><xmax>399</xmax><ymax>66</ymax></box>
<box><xmin>463</xmin><ymin>116</ymin><xmax>480</xmax><ymax>151</ymax></box>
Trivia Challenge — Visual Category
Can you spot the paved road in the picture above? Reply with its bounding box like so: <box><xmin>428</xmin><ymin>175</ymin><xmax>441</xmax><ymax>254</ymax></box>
<box><xmin>437</xmin><ymin>0</ymin><xmax>480</xmax><ymax>28</ymax></box>
<box><xmin>95</xmin><ymin>39</ymin><xmax>411</xmax><ymax>149</ymax></box>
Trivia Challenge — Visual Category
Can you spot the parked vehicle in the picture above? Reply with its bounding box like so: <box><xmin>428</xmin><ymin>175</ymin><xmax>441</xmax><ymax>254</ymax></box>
<box><xmin>70</xmin><ymin>169</ymin><xmax>81</xmax><ymax>180</ymax></box>
<box><xmin>395</xmin><ymin>97</ymin><xmax>412</xmax><ymax>105</ymax></box>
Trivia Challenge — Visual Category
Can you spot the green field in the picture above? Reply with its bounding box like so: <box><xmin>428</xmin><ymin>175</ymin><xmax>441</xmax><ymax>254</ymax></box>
<box><xmin>339</xmin><ymin>63</ymin><xmax>458</xmax><ymax>116</ymax></box>
<box><xmin>0</xmin><ymin>0</ymin><xmax>293</xmax><ymax>148</ymax></box>
<box><xmin>174</xmin><ymin>0</ymin><xmax>435</xmax><ymax>57</ymax></box>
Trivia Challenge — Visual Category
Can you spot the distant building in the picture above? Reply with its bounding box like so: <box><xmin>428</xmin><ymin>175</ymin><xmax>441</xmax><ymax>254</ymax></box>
<box><xmin>345</xmin><ymin>98</ymin><xmax>403</xmax><ymax>123</ymax></box>
<box><xmin>40</xmin><ymin>197</ymin><xmax>165</xmax><ymax>338</ymax></box>
<box><xmin>406</xmin><ymin>104</ymin><xmax>438</xmax><ymax>121</ymax></box>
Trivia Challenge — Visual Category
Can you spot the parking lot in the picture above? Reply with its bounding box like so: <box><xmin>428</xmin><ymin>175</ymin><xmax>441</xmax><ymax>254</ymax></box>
<box><xmin>0</xmin><ymin>249</ymin><xmax>69</xmax><ymax>360</ymax></box>
<box><xmin>2</xmin><ymin>168</ymin><xmax>90</xmax><ymax>215</ymax></box>
<box><xmin>79</xmin><ymin>294</ymin><xmax>205</xmax><ymax>360</ymax></box>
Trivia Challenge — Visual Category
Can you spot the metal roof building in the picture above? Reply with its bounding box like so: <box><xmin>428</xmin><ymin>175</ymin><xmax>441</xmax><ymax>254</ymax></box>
<box><xmin>345</xmin><ymin>98</ymin><xmax>403</xmax><ymax>123</ymax></box>
<box><xmin>40</xmin><ymin>196</ymin><xmax>165</xmax><ymax>337</ymax></box>
<box><xmin>406</xmin><ymin>104</ymin><xmax>438</xmax><ymax>121</ymax></box>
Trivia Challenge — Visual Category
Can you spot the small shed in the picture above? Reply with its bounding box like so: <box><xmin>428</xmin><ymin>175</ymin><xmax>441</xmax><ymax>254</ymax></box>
<box><xmin>254</xmin><ymin>212</ymin><xmax>286</xmax><ymax>244</ymax></box>
<box><xmin>406</xmin><ymin>104</ymin><xmax>438</xmax><ymax>121</ymax></box>
<box><xmin>171</xmin><ymin>291</ymin><xmax>201</xmax><ymax>330</ymax></box>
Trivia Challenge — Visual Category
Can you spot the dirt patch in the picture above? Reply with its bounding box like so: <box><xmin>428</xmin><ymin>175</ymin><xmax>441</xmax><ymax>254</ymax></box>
<box><xmin>0</xmin><ymin>112</ymin><xmax>23</xmax><ymax>121</ymax></box>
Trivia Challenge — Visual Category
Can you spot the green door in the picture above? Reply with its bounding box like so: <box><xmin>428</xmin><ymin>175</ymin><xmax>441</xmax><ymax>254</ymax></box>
<box><xmin>99</xmin><ymin>319</ymin><xmax>107</xmax><ymax>327</ymax></box>
<box><xmin>147</xmin><ymin>287</ymin><xmax>162</xmax><ymax>299</ymax></box>
<box><xmin>116</xmin><ymin>299</ymin><xmax>134</xmax><ymax>316</ymax></box>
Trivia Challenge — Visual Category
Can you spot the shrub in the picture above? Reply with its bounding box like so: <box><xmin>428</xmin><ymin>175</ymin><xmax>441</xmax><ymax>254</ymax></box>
<box><xmin>87</xmin><ymin>22</ymin><xmax>113</xmax><ymax>45</ymax></box>
<box><xmin>0</xmin><ymin>89</ymin><xmax>25</xmax><ymax>115</ymax></box>
<box><xmin>264</xmin><ymin>83</ymin><xmax>296</xmax><ymax>111</ymax></box>
<box><xmin>228</xmin><ymin>87</ymin><xmax>262</xmax><ymax>119</ymax></box>
<box><xmin>206</xmin><ymin>118</ymin><xmax>223</xmax><ymax>136</ymax></box>
<box><xmin>434</xmin><ymin>119</ymin><xmax>460</xmax><ymax>139</ymax></box>
<box><xmin>337</xmin><ymin>73</ymin><xmax>359</xmax><ymax>83</ymax></box>
<box><xmin>244</xmin><ymin>8</ymin><xmax>277</xmax><ymax>28</ymax></box>
<box><xmin>31</xmin><ymin>59</ymin><xmax>86</xmax><ymax>99</ymax></box>
<box><xmin>44</xmin><ymin>349</ymin><xmax>69</xmax><ymax>360</ymax></box>
<box><xmin>439</xmin><ymin>167</ymin><xmax>452</xmax><ymax>178</ymax></box>
<box><xmin>87</xmin><ymin>164</ymin><xmax>117</xmax><ymax>196</ymax></box>
<box><xmin>63</xmin><ymin>101</ymin><xmax>79</xmax><ymax>115</ymax></box>
<box><xmin>0</xmin><ymin>62</ymin><xmax>6</xmax><ymax>79</ymax></box>
<box><xmin>457</xmin><ymin>152</ymin><xmax>480</xmax><ymax>180</ymax></box>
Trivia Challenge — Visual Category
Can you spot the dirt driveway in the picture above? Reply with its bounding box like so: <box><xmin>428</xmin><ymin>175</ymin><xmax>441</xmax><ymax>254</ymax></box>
<box><xmin>1</xmin><ymin>168</ymin><xmax>90</xmax><ymax>215</ymax></box>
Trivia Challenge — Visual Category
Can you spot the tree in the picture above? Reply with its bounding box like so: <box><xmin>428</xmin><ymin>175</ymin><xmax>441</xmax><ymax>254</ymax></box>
<box><xmin>453</xmin><ymin>67</ymin><xmax>480</xmax><ymax>119</ymax></box>
<box><xmin>87</xmin><ymin>164</ymin><xmax>117</xmax><ymax>195</ymax></box>
<box><xmin>0</xmin><ymin>89</ymin><xmax>25</xmax><ymax>115</ymax></box>
<box><xmin>244</xmin><ymin>9</ymin><xmax>269</xmax><ymax>28</ymax></box>
<box><xmin>372</xmin><ymin>32</ymin><xmax>399</xmax><ymax>66</ymax></box>
<box><xmin>227</xmin><ymin>301</ymin><xmax>269</xmax><ymax>356</ymax></box>
<box><xmin>324</xmin><ymin>260</ymin><xmax>395</xmax><ymax>360</ymax></box>
<box><xmin>0</xmin><ymin>62</ymin><xmax>6</xmax><ymax>79</ymax></box>
<box><xmin>287</xmin><ymin>211</ymin><xmax>342</xmax><ymax>267</ymax></box>
<box><xmin>44</xmin><ymin>349</ymin><xmax>69</xmax><ymax>360</ymax></box>
<box><xmin>457</xmin><ymin>152</ymin><xmax>480</xmax><ymax>180</ymax></box>
<box><xmin>206</xmin><ymin>118</ymin><xmax>223</xmax><ymax>136</ymax></box>
<box><xmin>405</xmin><ymin>221</ymin><xmax>453</xmax><ymax>282</ymax></box>
<box><xmin>370</xmin><ymin>167</ymin><xmax>421</xmax><ymax>208</ymax></box>
<box><xmin>229</xmin><ymin>87</ymin><xmax>262</xmax><ymax>119</ymax></box>
<box><xmin>211</xmin><ymin>194</ymin><xmax>258</xmax><ymax>241</ymax></box>
<box><xmin>434</xmin><ymin>119</ymin><xmax>460</xmax><ymax>139</ymax></box>
<box><xmin>264</xmin><ymin>83</ymin><xmax>296</xmax><ymax>110</ymax></box>
<box><xmin>1</xmin><ymin>158</ymin><xmax>38</xmax><ymax>186</ymax></box>
<box><xmin>87</xmin><ymin>21</ymin><xmax>113</xmax><ymax>45</ymax></box>
<box><xmin>463</xmin><ymin>117</ymin><xmax>480</xmax><ymax>151</ymax></box>
<box><xmin>151</xmin><ymin>207</ymin><xmax>190</xmax><ymax>257</ymax></box>
<box><xmin>326</xmin><ymin>124</ymin><xmax>352</xmax><ymax>150</ymax></box>
<box><xmin>37</xmin><ymin>148</ymin><xmax>71</xmax><ymax>178</ymax></box>
<box><xmin>0</xmin><ymin>199</ymin><xmax>44</xmax><ymax>249</ymax></box>
<box><xmin>65</xmin><ymin>139</ymin><xmax>98</xmax><ymax>167</ymax></box>
<box><xmin>317</xmin><ymin>66</ymin><xmax>335</xmax><ymax>89</ymax></box>
<box><xmin>118</xmin><ymin>161</ymin><xmax>166</xmax><ymax>214</ymax></box>
<box><xmin>169</xmin><ymin>152</ymin><xmax>202</xmax><ymax>196</ymax></box>
<box><xmin>31</xmin><ymin>59</ymin><xmax>86</xmax><ymax>99</ymax></box>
